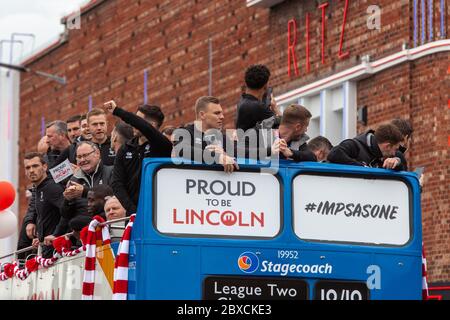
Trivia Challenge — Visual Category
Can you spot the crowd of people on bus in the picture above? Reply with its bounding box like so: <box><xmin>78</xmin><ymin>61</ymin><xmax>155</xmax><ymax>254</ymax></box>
<box><xmin>17</xmin><ymin>64</ymin><xmax>414</xmax><ymax>259</ymax></box>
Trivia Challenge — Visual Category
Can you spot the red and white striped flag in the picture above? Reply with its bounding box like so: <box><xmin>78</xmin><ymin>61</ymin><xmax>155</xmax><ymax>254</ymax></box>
<box><xmin>422</xmin><ymin>243</ymin><xmax>429</xmax><ymax>300</ymax></box>
<box><xmin>113</xmin><ymin>214</ymin><xmax>136</xmax><ymax>300</ymax></box>
<box><xmin>82</xmin><ymin>215</ymin><xmax>106</xmax><ymax>300</ymax></box>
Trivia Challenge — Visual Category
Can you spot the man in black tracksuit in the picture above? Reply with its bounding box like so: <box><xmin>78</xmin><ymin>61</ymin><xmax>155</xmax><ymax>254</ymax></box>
<box><xmin>173</xmin><ymin>96</ymin><xmax>239</xmax><ymax>173</ymax></box>
<box><xmin>86</xmin><ymin>108</ymin><xmax>116</xmax><ymax>166</ymax></box>
<box><xmin>45</xmin><ymin>141</ymin><xmax>114</xmax><ymax>244</ymax></box>
<box><xmin>52</xmin><ymin>115</ymin><xmax>93</xmax><ymax>166</ymax></box>
<box><xmin>236</xmin><ymin>64</ymin><xmax>281</xmax><ymax>131</ymax></box>
<box><xmin>253</xmin><ymin>104</ymin><xmax>317</xmax><ymax>162</ymax></box>
<box><xmin>22</xmin><ymin>152</ymin><xmax>65</xmax><ymax>258</ymax></box>
<box><xmin>58</xmin><ymin>159</ymin><xmax>113</xmax><ymax>224</ymax></box>
<box><xmin>175</xmin><ymin>122</ymin><xmax>236</xmax><ymax>163</ymax></box>
<box><xmin>45</xmin><ymin>121</ymin><xmax>71</xmax><ymax>169</ymax></box>
<box><xmin>327</xmin><ymin>124</ymin><xmax>404</xmax><ymax>170</ymax></box>
<box><xmin>104</xmin><ymin>100</ymin><xmax>173</xmax><ymax>215</ymax></box>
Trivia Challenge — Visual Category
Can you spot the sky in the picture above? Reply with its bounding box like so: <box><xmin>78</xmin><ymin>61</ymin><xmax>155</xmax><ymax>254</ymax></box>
<box><xmin>0</xmin><ymin>0</ymin><xmax>89</xmax><ymax>64</ymax></box>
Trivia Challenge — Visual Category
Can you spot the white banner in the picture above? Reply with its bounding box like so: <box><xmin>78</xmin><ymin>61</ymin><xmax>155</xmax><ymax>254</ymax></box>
<box><xmin>49</xmin><ymin>159</ymin><xmax>74</xmax><ymax>183</ymax></box>
<box><xmin>292</xmin><ymin>174</ymin><xmax>410</xmax><ymax>245</ymax></box>
<box><xmin>155</xmin><ymin>168</ymin><xmax>281</xmax><ymax>238</ymax></box>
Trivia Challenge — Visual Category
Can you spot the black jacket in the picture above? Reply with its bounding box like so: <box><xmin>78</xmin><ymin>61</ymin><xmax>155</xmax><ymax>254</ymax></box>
<box><xmin>46</xmin><ymin>149</ymin><xmax>62</xmax><ymax>169</ymax></box>
<box><xmin>285</xmin><ymin>137</ymin><xmax>317</xmax><ymax>162</ymax></box>
<box><xmin>254</xmin><ymin>116</ymin><xmax>316</xmax><ymax>162</ymax></box>
<box><xmin>54</xmin><ymin>136</ymin><xmax>87</xmax><ymax>166</ymax></box>
<box><xmin>236</xmin><ymin>93</ymin><xmax>275</xmax><ymax>131</ymax></box>
<box><xmin>111</xmin><ymin>107</ymin><xmax>173</xmax><ymax>215</ymax></box>
<box><xmin>56</xmin><ymin>162</ymin><xmax>113</xmax><ymax>235</ymax></box>
<box><xmin>173</xmin><ymin>123</ymin><xmax>236</xmax><ymax>162</ymax></box>
<box><xmin>95</xmin><ymin>136</ymin><xmax>116</xmax><ymax>166</ymax></box>
<box><xmin>327</xmin><ymin>130</ymin><xmax>402</xmax><ymax>170</ymax></box>
<box><xmin>22</xmin><ymin>188</ymin><xmax>37</xmax><ymax>227</ymax></box>
<box><xmin>28</xmin><ymin>176</ymin><xmax>65</xmax><ymax>242</ymax></box>
<box><xmin>395</xmin><ymin>148</ymin><xmax>408</xmax><ymax>171</ymax></box>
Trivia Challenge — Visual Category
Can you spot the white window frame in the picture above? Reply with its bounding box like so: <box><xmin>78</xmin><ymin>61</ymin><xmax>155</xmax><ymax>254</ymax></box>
<box><xmin>278</xmin><ymin>81</ymin><xmax>357</xmax><ymax>144</ymax></box>
<box><xmin>246</xmin><ymin>0</ymin><xmax>286</xmax><ymax>8</ymax></box>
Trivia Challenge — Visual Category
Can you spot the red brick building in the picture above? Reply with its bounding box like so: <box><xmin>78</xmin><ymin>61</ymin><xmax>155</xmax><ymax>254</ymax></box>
<box><xmin>19</xmin><ymin>0</ymin><xmax>449</xmax><ymax>284</ymax></box>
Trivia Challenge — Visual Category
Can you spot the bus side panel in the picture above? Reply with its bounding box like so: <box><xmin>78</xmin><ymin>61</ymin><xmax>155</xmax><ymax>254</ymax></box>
<box><xmin>130</xmin><ymin>160</ymin><xmax>424</xmax><ymax>300</ymax></box>
<box><xmin>370</xmin><ymin>254</ymin><xmax>422</xmax><ymax>300</ymax></box>
<box><xmin>135</xmin><ymin>244</ymin><xmax>201</xmax><ymax>300</ymax></box>
<box><xmin>200</xmin><ymin>247</ymin><xmax>372</xmax><ymax>281</ymax></box>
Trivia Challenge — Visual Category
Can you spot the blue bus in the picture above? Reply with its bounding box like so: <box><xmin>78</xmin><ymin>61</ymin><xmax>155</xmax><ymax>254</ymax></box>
<box><xmin>127</xmin><ymin>158</ymin><xmax>422</xmax><ymax>300</ymax></box>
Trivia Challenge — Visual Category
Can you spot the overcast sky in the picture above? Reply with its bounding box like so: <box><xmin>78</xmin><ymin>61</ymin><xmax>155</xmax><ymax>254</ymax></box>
<box><xmin>0</xmin><ymin>0</ymin><xmax>89</xmax><ymax>64</ymax></box>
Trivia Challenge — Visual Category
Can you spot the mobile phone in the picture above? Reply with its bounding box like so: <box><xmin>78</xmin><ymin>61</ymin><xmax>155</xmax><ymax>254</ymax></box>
<box><xmin>415</xmin><ymin>167</ymin><xmax>424</xmax><ymax>179</ymax></box>
<box><xmin>204</xmin><ymin>134</ymin><xmax>215</xmax><ymax>145</ymax></box>
<box><xmin>204</xmin><ymin>133</ymin><xmax>223</xmax><ymax>147</ymax></box>
<box><xmin>264</xmin><ymin>87</ymin><xmax>273</xmax><ymax>109</ymax></box>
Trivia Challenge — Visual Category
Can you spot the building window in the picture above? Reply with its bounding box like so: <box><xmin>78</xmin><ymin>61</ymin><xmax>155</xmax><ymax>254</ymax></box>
<box><xmin>278</xmin><ymin>81</ymin><xmax>356</xmax><ymax>146</ymax></box>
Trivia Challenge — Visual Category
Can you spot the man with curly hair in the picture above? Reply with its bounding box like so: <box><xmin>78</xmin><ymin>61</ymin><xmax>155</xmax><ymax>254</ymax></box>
<box><xmin>236</xmin><ymin>64</ymin><xmax>281</xmax><ymax>131</ymax></box>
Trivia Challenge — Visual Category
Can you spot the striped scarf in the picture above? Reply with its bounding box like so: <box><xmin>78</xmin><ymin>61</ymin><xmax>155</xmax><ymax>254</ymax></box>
<box><xmin>81</xmin><ymin>215</ymin><xmax>109</xmax><ymax>300</ymax></box>
<box><xmin>113</xmin><ymin>214</ymin><xmax>135</xmax><ymax>300</ymax></box>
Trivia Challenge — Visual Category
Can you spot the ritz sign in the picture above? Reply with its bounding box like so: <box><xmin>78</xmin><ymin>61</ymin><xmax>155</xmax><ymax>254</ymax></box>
<box><xmin>287</xmin><ymin>0</ymin><xmax>354</xmax><ymax>77</ymax></box>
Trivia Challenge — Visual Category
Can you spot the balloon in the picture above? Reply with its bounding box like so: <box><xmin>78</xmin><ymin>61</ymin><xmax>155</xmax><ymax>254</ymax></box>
<box><xmin>0</xmin><ymin>209</ymin><xmax>17</xmax><ymax>238</ymax></box>
<box><xmin>0</xmin><ymin>181</ymin><xmax>15</xmax><ymax>211</ymax></box>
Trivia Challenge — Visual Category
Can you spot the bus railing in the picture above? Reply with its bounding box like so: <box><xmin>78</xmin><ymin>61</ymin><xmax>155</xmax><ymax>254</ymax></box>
<box><xmin>0</xmin><ymin>216</ymin><xmax>131</xmax><ymax>265</ymax></box>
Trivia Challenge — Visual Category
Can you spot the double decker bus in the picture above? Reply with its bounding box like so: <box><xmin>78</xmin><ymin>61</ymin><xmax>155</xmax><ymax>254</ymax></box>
<box><xmin>0</xmin><ymin>158</ymin><xmax>422</xmax><ymax>300</ymax></box>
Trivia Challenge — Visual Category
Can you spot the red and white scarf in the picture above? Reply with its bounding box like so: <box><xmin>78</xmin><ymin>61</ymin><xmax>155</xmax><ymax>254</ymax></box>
<box><xmin>81</xmin><ymin>215</ymin><xmax>108</xmax><ymax>300</ymax></box>
<box><xmin>113</xmin><ymin>214</ymin><xmax>135</xmax><ymax>300</ymax></box>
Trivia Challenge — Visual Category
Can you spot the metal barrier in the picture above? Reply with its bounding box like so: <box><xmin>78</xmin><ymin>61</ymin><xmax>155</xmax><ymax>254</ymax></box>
<box><xmin>0</xmin><ymin>216</ymin><xmax>131</xmax><ymax>264</ymax></box>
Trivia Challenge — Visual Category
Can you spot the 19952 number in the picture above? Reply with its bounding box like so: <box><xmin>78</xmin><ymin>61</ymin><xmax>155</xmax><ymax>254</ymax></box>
<box><xmin>277</xmin><ymin>250</ymin><xmax>299</xmax><ymax>259</ymax></box>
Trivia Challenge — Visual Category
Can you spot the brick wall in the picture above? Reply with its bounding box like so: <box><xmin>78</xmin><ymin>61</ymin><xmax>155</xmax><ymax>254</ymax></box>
<box><xmin>19</xmin><ymin>0</ymin><xmax>271</xmax><ymax>223</ymax></box>
<box><xmin>410</xmin><ymin>54</ymin><xmax>450</xmax><ymax>283</ymax></box>
<box><xmin>19</xmin><ymin>0</ymin><xmax>449</xmax><ymax>282</ymax></box>
<box><xmin>357</xmin><ymin>53</ymin><xmax>450</xmax><ymax>283</ymax></box>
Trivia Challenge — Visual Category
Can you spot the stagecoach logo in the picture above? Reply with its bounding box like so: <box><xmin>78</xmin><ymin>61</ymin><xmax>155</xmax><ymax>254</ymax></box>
<box><xmin>237</xmin><ymin>251</ymin><xmax>333</xmax><ymax>276</ymax></box>
<box><xmin>125</xmin><ymin>152</ymin><xmax>133</xmax><ymax>159</ymax></box>
<box><xmin>238</xmin><ymin>252</ymin><xmax>259</xmax><ymax>273</ymax></box>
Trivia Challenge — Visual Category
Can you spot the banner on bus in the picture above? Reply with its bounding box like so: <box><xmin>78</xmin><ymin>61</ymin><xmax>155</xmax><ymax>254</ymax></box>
<box><xmin>155</xmin><ymin>168</ymin><xmax>281</xmax><ymax>238</ymax></box>
<box><xmin>293</xmin><ymin>174</ymin><xmax>411</xmax><ymax>246</ymax></box>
